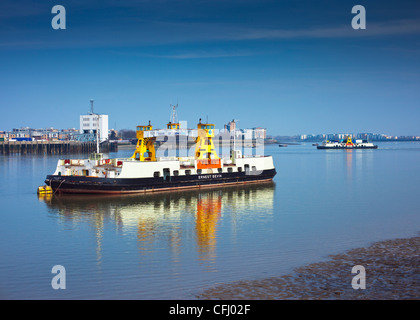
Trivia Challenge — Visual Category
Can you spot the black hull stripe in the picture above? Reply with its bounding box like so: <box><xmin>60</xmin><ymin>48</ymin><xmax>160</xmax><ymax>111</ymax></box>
<box><xmin>45</xmin><ymin>169</ymin><xmax>277</xmax><ymax>194</ymax></box>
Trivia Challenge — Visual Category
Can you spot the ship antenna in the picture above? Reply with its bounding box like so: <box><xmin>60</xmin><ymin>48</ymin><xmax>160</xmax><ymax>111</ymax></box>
<box><xmin>90</xmin><ymin>99</ymin><xmax>94</xmax><ymax>114</ymax></box>
<box><xmin>89</xmin><ymin>99</ymin><xmax>100</xmax><ymax>155</ymax></box>
<box><xmin>170</xmin><ymin>103</ymin><xmax>178</xmax><ymax>124</ymax></box>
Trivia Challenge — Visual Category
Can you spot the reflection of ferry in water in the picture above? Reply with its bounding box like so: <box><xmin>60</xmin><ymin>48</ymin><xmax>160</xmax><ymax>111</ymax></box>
<box><xmin>317</xmin><ymin>136</ymin><xmax>378</xmax><ymax>149</ymax></box>
<box><xmin>40</xmin><ymin>182</ymin><xmax>275</xmax><ymax>222</ymax></box>
<box><xmin>39</xmin><ymin>183</ymin><xmax>275</xmax><ymax>259</ymax></box>
<box><xmin>44</xmin><ymin>118</ymin><xmax>276</xmax><ymax>194</ymax></box>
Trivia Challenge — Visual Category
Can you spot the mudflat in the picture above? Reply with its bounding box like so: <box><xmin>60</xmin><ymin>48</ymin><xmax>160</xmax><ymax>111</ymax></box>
<box><xmin>199</xmin><ymin>236</ymin><xmax>420</xmax><ymax>300</ymax></box>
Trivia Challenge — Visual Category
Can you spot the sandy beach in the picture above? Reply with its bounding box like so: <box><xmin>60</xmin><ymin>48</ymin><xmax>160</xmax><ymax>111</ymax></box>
<box><xmin>198</xmin><ymin>235</ymin><xmax>420</xmax><ymax>300</ymax></box>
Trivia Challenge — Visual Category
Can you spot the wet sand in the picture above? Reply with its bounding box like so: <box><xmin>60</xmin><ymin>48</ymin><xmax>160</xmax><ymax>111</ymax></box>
<box><xmin>198</xmin><ymin>235</ymin><xmax>420</xmax><ymax>300</ymax></box>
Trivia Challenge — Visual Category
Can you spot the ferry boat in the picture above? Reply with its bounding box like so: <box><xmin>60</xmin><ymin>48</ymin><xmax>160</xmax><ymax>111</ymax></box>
<box><xmin>44</xmin><ymin>119</ymin><xmax>276</xmax><ymax>194</ymax></box>
<box><xmin>317</xmin><ymin>136</ymin><xmax>378</xmax><ymax>149</ymax></box>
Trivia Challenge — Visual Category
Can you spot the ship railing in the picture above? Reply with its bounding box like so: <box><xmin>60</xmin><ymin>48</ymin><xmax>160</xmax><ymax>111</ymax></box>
<box><xmin>157</xmin><ymin>156</ymin><xmax>178</xmax><ymax>161</ymax></box>
<box><xmin>143</xmin><ymin>129</ymin><xmax>191</xmax><ymax>138</ymax></box>
<box><xmin>241</xmin><ymin>155</ymin><xmax>266</xmax><ymax>158</ymax></box>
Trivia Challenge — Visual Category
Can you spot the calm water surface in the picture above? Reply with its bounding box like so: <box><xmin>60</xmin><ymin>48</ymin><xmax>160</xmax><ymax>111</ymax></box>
<box><xmin>0</xmin><ymin>142</ymin><xmax>419</xmax><ymax>299</ymax></box>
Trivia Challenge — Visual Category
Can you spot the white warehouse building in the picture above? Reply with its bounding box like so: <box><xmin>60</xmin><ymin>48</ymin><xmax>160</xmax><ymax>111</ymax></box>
<box><xmin>80</xmin><ymin>114</ymin><xmax>109</xmax><ymax>143</ymax></box>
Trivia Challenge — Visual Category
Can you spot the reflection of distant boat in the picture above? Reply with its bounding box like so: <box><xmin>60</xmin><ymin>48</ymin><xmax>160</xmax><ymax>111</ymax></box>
<box><xmin>312</xmin><ymin>143</ymin><xmax>318</xmax><ymax>146</ymax></box>
<box><xmin>278</xmin><ymin>144</ymin><xmax>288</xmax><ymax>147</ymax></box>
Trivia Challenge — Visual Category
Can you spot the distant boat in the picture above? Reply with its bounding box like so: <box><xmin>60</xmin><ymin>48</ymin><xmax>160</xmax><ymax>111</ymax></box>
<box><xmin>317</xmin><ymin>137</ymin><xmax>378</xmax><ymax>149</ymax></box>
<box><xmin>278</xmin><ymin>144</ymin><xmax>288</xmax><ymax>147</ymax></box>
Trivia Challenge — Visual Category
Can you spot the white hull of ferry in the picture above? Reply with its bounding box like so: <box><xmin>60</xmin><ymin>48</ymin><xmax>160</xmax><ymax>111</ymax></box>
<box><xmin>45</xmin><ymin>154</ymin><xmax>276</xmax><ymax>194</ymax></box>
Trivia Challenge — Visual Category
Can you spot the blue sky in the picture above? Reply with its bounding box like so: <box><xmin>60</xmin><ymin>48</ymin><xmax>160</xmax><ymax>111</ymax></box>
<box><xmin>0</xmin><ymin>0</ymin><xmax>419</xmax><ymax>136</ymax></box>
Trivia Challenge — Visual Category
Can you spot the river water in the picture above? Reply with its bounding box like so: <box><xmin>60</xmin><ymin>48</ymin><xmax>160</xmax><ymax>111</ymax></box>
<box><xmin>0</xmin><ymin>142</ymin><xmax>419</xmax><ymax>299</ymax></box>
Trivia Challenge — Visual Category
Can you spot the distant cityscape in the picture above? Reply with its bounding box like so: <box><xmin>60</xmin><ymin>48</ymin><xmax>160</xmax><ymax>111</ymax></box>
<box><xmin>0</xmin><ymin>116</ymin><xmax>266</xmax><ymax>143</ymax></box>
<box><xmin>0</xmin><ymin>111</ymin><xmax>418</xmax><ymax>143</ymax></box>
<box><xmin>2</xmin><ymin>126</ymin><xmax>419</xmax><ymax>144</ymax></box>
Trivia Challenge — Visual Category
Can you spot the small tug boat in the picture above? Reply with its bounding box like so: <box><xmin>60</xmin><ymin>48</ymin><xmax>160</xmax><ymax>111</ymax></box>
<box><xmin>44</xmin><ymin>119</ymin><xmax>276</xmax><ymax>194</ymax></box>
<box><xmin>317</xmin><ymin>136</ymin><xmax>378</xmax><ymax>149</ymax></box>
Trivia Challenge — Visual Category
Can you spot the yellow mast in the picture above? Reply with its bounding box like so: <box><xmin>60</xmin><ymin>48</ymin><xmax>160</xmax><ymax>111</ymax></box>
<box><xmin>195</xmin><ymin>119</ymin><xmax>221</xmax><ymax>169</ymax></box>
<box><xmin>131</xmin><ymin>121</ymin><xmax>156</xmax><ymax>161</ymax></box>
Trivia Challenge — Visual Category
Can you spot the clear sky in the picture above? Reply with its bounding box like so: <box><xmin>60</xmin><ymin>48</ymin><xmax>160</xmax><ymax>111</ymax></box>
<box><xmin>1</xmin><ymin>0</ymin><xmax>419</xmax><ymax>136</ymax></box>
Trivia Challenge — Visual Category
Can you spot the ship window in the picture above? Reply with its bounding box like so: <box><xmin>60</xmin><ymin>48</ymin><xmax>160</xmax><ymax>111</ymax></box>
<box><xmin>197</xmin><ymin>169</ymin><xmax>202</xmax><ymax>174</ymax></box>
<box><xmin>252</xmin><ymin>166</ymin><xmax>257</xmax><ymax>171</ymax></box>
<box><xmin>163</xmin><ymin>168</ymin><xmax>170</xmax><ymax>182</ymax></box>
<box><xmin>227</xmin><ymin>167</ymin><xmax>233</xmax><ymax>173</ymax></box>
<box><xmin>153</xmin><ymin>171</ymin><xmax>160</xmax><ymax>178</ymax></box>
<box><xmin>173</xmin><ymin>170</ymin><xmax>179</xmax><ymax>176</ymax></box>
<box><xmin>244</xmin><ymin>164</ymin><xmax>250</xmax><ymax>171</ymax></box>
<box><xmin>185</xmin><ymin>170</ymin><xmax>191</xmax><ymax>175</ymax></box>
<box><xmin>218</xmin><ymin>168</ymin><xmax>223</xmax><ymax>173</ymax></box>
<box><xmin>238</xmin><ymin>167</ymin><xmax>242</xmax><ymax>172</ymax></box>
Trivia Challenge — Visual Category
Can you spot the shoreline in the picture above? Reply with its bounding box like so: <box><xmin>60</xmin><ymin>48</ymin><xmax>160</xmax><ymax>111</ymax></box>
<box><xmin>198</xmin><ymin>235</ymin><xmax>420</xmax><ymax>300</ymax></box>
